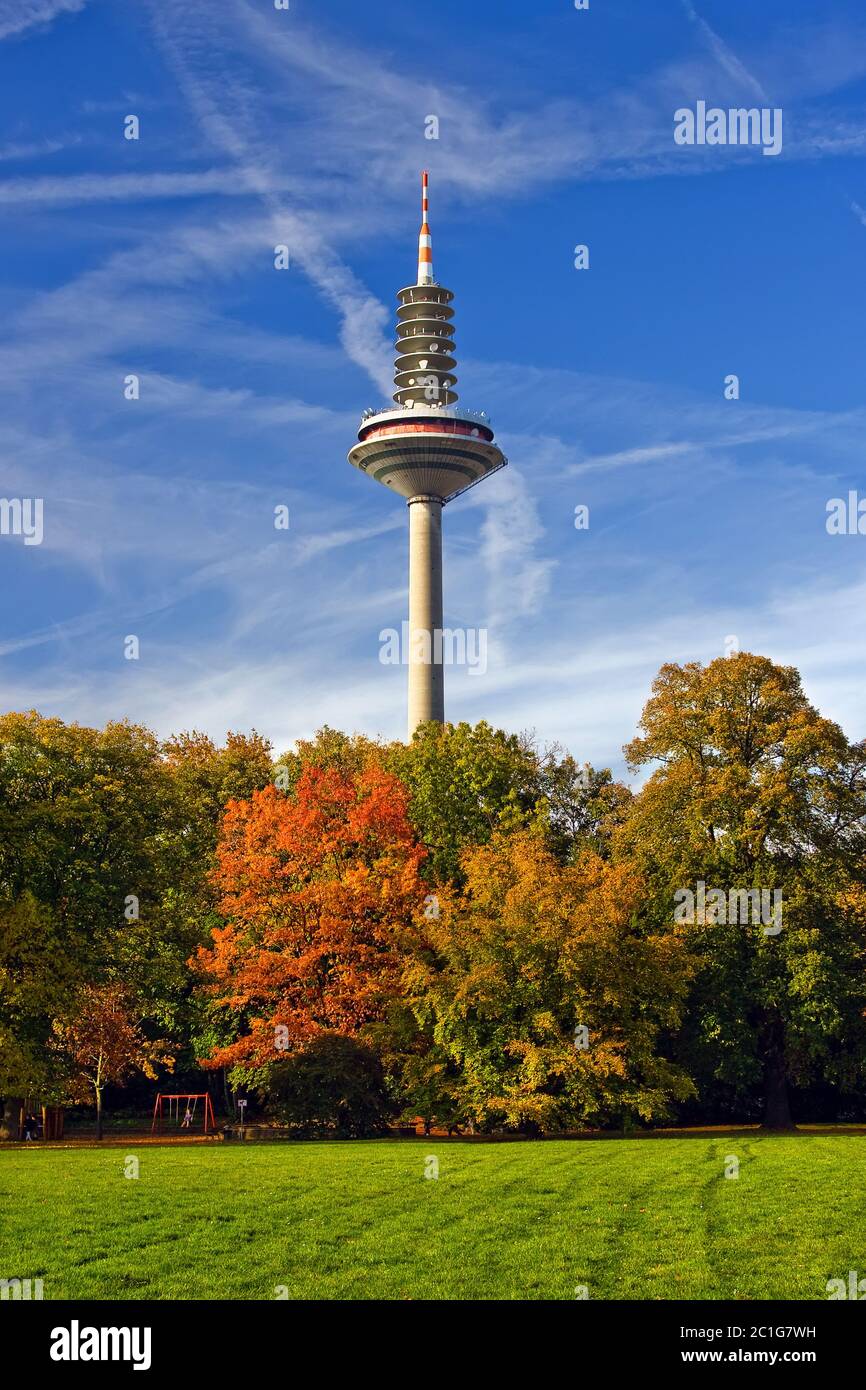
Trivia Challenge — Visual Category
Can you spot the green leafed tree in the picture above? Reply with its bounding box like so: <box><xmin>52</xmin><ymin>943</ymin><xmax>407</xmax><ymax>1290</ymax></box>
<box><xmin>0</xmin><ymin>893</ymin><xmax>74</xmax><ymax>1097</ymax></box>
<box><xmin>621</xmin><ymin>652</ymin><xmax>866</xmax><ymax>1128</ymax></box>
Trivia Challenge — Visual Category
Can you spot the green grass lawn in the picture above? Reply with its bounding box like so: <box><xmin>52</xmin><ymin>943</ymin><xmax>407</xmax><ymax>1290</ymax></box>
<box><xmin>1</xmin><ymin>1134</ymin><xmax>863</xmax><ymax>1300</ymax></box>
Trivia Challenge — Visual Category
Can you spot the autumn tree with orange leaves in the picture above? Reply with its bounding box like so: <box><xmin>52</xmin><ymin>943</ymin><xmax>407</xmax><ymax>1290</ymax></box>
<box><xmin>195</xmin><ymin>765</ymin><xmax>426</xmax><ymax>1080</ymax></box>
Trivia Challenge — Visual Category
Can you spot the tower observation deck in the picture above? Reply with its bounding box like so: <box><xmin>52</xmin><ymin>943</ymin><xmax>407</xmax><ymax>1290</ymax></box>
<box><xmin>348</xmin><ymin>172</ymin><xmax>507</xmax><ymax>738</ymax></box>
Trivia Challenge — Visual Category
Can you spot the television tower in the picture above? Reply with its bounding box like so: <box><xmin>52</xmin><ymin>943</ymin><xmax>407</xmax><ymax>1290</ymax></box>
<box><xmin>348</xmin><ymin>171</ymin><xmax>507</xmax><ymax>739</ymax></box>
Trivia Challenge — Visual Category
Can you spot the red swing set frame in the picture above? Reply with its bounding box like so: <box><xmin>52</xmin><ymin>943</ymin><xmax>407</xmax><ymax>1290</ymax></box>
<box><xmin>151</xmin><ymin>1092</ymin><xmax>217</xmax><ymax>1135</ymax></box>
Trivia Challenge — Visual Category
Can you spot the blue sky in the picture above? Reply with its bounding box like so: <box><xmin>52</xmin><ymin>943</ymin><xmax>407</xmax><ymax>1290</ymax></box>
<box><xmin>1</xmin><ymin>0</ymin><xmax>865</xmax><ymax>776</ymax></box>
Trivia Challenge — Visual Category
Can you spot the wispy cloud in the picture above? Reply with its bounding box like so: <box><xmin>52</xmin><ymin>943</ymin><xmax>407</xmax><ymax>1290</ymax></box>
<box><xmin>0</xmin><ymin>0</ymin><xmax>85</xmax><ymax>42</ymax></box>
<box><xmin>0</xmin><ymin>136</ymin><xmax>72</xmax><ymax>162</ymax></box>
<box><xmin>1</xmin><ymin>1</ymin><xmax>862</xmax><ymax>224</ymax></box>
<box><xmin>147</xmin><ymin>0</ymin><xmax>394</xmax><ymax>398</ymax></box>
<box><xmin>0</xmin><ymin>168</ymin><xmax>283</xmax><ymax>207</ymax></box>
<box><xmin>680</xmin><ymin>0</ymin><xmax>768</xmax><ymax>102</ymax></box>
<box><xmin>5</xmin><ymin>553</ymin><xmax>864</xmax><ymax>771</ymax></box>
<box><xmin>469</xmin><ymin>465</ymin><xmax>555</xmax><ymax>633</ymax></box>
<box><xmin>565</xmin><ymin>418</ymin><xmax>831</xmax><ymax>477</ymax></box>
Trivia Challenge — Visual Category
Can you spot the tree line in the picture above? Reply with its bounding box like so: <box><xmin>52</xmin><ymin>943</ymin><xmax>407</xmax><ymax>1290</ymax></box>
<box><xmin>2</xmin><ymin>652</ymin><xmax>866</xmax><ymax>1136</ymax></box>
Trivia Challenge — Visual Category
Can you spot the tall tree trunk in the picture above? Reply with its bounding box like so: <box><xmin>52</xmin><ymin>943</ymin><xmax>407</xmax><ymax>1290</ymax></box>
<box><xmin>761</xmin><ymin>1015</ymin><xmax>793</xmax><ymax>1130</ymax></box>
<box><xmin>96</xmin><ymin>1088</ymin><xmax>103</xmax><ymax>1141</ymax></box>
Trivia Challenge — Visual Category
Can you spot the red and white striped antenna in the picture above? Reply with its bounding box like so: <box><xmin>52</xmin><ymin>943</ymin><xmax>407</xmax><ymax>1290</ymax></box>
<box><xmin>417</xmin><ymin>169</ymin><xmax>433</xmax><ymax>285</ymax></box>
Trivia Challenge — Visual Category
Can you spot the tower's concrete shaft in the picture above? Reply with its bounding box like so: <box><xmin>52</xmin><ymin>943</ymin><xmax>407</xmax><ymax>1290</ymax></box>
<box><xmin>407</xmin><ymin>494</ymin><xmax>444</xmax><ymax>736</ymax></box>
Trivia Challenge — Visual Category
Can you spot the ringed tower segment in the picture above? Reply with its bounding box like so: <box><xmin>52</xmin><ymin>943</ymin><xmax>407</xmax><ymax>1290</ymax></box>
<box><xmin>348</xmin><ymin>171</ymin><xmax>507</xmax><ymax>739</ymax></box>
